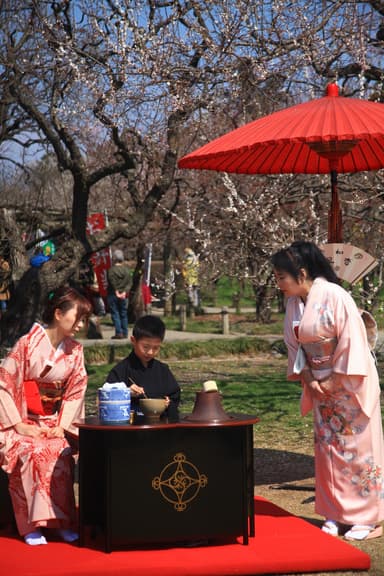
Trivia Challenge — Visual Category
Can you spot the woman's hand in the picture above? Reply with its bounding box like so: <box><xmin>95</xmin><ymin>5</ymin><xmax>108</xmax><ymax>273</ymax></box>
<box><xmin>45</xmin><ymin>426</ymin><xmax>65</xmax><ymax>438</ymax></box>
<box><xmin>318</xmin><ymin>375</ymin><xmax>337</xmax><ymax>395</ymax></box>
<box><xmin>305</xmin><ymin>379</ymin><xmax>326</xmax><ymax>399</ymax></box>
<box><xmin>14</xmin><ymin>422</ymin><xmax>47</xmax><ymax>438</ymax></box>
<box><xmin>301</xmin><ymin>368</ymin><xmax>326</xmax><ymax>400</ymax></box>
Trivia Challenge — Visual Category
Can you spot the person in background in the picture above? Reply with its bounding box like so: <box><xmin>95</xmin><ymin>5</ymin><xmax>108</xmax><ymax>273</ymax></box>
<box><xmin>0</xmin><ymin>286</ymin><xmax>92</xmax><ymax>545</ymax></box>
<box><xmin>84</xmin><ymin>265</ymin><xmax>106</xmax><ymax>318</ymax></box>
<box><xmin>106</xmin><ymin>315</ymin><xmax>180</xmax><ymax>420</ymax></box>
<box><xmin>181</xmin><ymin>247</ymin><xmax>200</xmax><ymax>309</ymax></box>
<box><xmin>271</xmin><ymin>241</ymin><xmax>384</xmax><ymax>541</ymax></box>
<box><xmin>30</xmin><ymin>249</ymin><xmax>51</xmax><ymax>268</ymax></box>
<box><xmin>142</xmin><ymin>281</ymin><xmax>153</xmax><ymax>313</ymax></box>
<box><xmin>0</xmin><ymin>256</ymin><xmax>11</xmax><ymax>319</ymax></box>
<box><xmin>107</xmin><ymin>249</ymin><xmax>131</xmax><ymax>339</ymax></box>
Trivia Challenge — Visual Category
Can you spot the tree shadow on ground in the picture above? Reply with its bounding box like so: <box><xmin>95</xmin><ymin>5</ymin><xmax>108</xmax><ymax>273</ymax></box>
<box><xmin>253</xmin><ymin>448</ymin><xmax>315</xmax><ymax>486</ymax></box>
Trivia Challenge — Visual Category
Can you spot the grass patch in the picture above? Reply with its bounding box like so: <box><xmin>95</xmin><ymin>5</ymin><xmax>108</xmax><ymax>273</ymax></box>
<box><xmin>83</xmin><ymin>343</ymin><xmax>132</xmax><ymax>365</ymax></box>
<box><xmin>161</xmin><ymin>312</ymin><xmax>285</xmax><ymax>335</ymax></box>
<box><xmin>162</xmin><ymin>316</ymin><xmax>223</xmax><ymax>333</ymax></box>
<box><xmin>200</xmin><ymin>276</ymin><xmax>256</xmax><ymax>307</ymax></box>
<box><xmin>83</xmin><ymin>336</ymin><xmax>272</xmax><ymax>365</ymax></box>
<box><xmin>159</xmin><ymin>337</ymin><xmax>271</xmax><ymax>359</ymax></box>
<box><xmin>230</xmin><ymin>314</ymin><xmax>284</xmax><ymax>335</ymax></box>
<box><xmin>85</xmin><ymin>363</ymin><xmax>113</xmax><ymax>416</ymax></box>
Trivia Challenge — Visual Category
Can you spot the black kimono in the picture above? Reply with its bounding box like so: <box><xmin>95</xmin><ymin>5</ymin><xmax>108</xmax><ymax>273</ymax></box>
<box><xmin>106</xmin><ymin>351</ymin><xmax>181</xmax><ymax>420</ymax></box>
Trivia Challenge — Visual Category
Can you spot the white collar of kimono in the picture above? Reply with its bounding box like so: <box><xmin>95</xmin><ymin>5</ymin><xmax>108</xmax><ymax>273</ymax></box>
<box><xmin>38</xmin><ymin>322</ymin><xmax>65</xmax><ymax>358</ymax></box>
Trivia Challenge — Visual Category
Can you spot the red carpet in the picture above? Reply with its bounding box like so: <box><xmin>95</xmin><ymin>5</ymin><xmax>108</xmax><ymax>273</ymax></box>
<box><xmin>0</xmin><ymin>497</ymin><xmax>370</xmax><ymax>576</ymax></box>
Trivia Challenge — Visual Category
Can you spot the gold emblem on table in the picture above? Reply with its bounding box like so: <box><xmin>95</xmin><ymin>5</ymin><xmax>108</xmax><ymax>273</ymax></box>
<box><xmin>152</xmin><ymin>452</ymin><xmax>208</xmax><ymax>511</ymax></box>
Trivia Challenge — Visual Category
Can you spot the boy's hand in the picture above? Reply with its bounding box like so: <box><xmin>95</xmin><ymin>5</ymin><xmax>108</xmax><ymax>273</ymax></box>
<box><xmin>129</xmin><ymin>383</ymin><xmax>146</xmax><ymax>397</ymax></box>
<box><xmin>164</xmin><ymin>396</ymin><xmax>170</xmax><ymax>407</ymax></box>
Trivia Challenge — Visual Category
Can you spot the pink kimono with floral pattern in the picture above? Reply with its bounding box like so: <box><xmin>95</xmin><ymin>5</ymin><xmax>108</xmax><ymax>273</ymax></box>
<box><xmin>0</xmin><ymin>323</ymin><xmax>87</xmax><ymax>536</ymax></box>
<box><xmin>284</xmin><ymin>278</ymin><xmax>384</xmax><ymax>525</ymax></box>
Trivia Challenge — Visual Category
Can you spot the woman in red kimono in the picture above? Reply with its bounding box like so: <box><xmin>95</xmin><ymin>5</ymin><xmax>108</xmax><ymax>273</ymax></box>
<box><xmin>272</xmin><ymin>241</ymin><xmax>384</xmax><ymax>541</ymax></box>
<box><xmin>0</xmin><ymin>286</ymin><xmax>91</xmax><ymax>545</ymax></box>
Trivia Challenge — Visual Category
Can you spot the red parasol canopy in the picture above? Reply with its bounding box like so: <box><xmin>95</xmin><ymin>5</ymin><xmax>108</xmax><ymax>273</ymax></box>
<box><xmin>178</xmin><ymin>84</ymin><xmax>384</xmax><ymax>242</ymax></box>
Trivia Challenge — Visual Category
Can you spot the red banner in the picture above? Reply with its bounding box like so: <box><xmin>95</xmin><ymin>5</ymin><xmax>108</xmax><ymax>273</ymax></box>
<box><xmin>86</xmin><ymin>213</ymin><xmax>111</xmax><ymax>297</ymax></box>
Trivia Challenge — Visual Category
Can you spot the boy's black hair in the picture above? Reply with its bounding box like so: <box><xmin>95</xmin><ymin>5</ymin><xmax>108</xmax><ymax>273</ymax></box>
<box><xmin>132</xmin><ymin>315</ymin><xmax>166</xmax><ymax>341</ymax></box>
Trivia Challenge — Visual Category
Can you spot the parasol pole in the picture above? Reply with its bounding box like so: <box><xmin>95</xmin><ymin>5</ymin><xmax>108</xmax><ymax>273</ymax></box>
<box><xmin>328</xmin><ymin>167</ymin><xmax>343</xmax><ymax>243</ymax></box>
<box><xmin>309</xmin><ymin>133</ymin><xmax>358</xmax><ymax>245</ymax></box>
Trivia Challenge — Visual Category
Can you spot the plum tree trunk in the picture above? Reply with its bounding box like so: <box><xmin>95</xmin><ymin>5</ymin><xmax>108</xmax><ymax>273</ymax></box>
<box><xmin>128</xmin><ymin>245</ymin><xmax>145</xmax><ymax>323</ymax></box>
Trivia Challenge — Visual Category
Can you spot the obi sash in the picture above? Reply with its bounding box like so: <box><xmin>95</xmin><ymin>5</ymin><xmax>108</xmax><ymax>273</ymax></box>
<box><xmin>302</xmin><ymin>337</ymin><xmax>338</xmax><ymax>370</ymax></box>
<box><xmin>293</xmin><ymin>337</ymin><xmax>338</xmax><ymax>417</ymax></box>
<box><xmin>24</xmin><ymin>380</ymin><xmax>65</xmax><ymax>416</ymax></box>
<box><xmin>294</xmin><ymin>337</ymin><xmax>338</xmax><ymax>381</ymax></box>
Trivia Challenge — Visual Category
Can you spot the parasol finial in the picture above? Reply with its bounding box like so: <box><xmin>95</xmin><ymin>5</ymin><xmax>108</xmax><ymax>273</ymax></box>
<box><xmin>326</xmin><ymin>83</ymin><xmax>339</xmax><ymax>97</ymax></box>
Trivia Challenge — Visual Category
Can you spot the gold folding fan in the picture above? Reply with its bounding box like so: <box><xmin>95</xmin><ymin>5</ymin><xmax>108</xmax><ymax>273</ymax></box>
<box><xmin>319</xmin><ymin>243</ymin><xmax>378</xmax><ymax>284</ymax></box>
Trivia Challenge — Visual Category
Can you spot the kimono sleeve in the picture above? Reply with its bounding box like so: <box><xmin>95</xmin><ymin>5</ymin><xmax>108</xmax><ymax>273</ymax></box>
<box><xmin>284</xmin><ymin>298</ymin><xmax>303</xmax><ymax>381</ymax></box>
<box><xmin>58</xmin><ymin>343</ymin><xmax>88</xmax><ymax>436</ymax></box>
<box><xmin>331</xmin><ymin>287</ymin><xmax>380</xmax><ymax>417</ymax></box>
<box><xmin>284</xmin><ymin>298</ymin><xmax>313</xmax><ymax>416</ymax></box>
<box><xmin>0</xmin><ymin>336</ymin><xmax>28</xmax><ymax>429</ymax></box>
<box><xmin>332</xmin><ymin>289</ymin><xmax>370</xmax><ymax>377</ymax></box>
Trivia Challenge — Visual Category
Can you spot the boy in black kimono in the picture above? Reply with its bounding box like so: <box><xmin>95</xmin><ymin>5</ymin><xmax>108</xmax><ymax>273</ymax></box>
<box><xmin>107</xmin><ymin>315</ymin><xmax>180</xmax><ymax>419</ymax></box>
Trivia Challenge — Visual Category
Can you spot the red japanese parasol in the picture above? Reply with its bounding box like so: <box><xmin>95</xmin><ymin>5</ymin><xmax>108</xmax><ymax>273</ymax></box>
<box><xmin>178</xmin><ymin>84</ymin><xmax>384</xmax><ymax>243</ymax></box>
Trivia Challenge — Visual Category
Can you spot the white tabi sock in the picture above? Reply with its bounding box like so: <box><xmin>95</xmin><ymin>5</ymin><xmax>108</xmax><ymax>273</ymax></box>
<box><xmin>24</xmin><ymin>530</ymin><xmax>48</xmax><ymax>546</ymax></box>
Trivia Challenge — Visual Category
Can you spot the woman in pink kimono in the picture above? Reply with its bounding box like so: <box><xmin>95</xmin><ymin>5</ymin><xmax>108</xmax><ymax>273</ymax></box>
<box><xmin>272</xmin><ymin>241</ymin><xmax>384</xmax><ymax>541</ymax></box>
<box><xmin>0</xmin><ymin>286</ymin><xmax>91</xmax><ymax>545</ymax></box>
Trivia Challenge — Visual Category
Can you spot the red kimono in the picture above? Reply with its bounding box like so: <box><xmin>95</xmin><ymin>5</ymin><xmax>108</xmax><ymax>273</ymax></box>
<box><xmin>0</xmin><ymin>323</ymin><xmax>87</xmax><ymax>536</ymax></box>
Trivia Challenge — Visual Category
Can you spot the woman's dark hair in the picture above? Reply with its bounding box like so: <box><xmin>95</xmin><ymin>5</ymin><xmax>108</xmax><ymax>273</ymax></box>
<box><xmin>271</xmin><ymin>241</ymin><xmax>340</xmax><ymax>284</ymax></box>
<box><xmin>132</xmin><ymin>315</ymin><xmax>166</xmax><ymax>341</ymax></box>
<box><xmin>42</xmin><ymin>285</ymin><xmax>92</xmax><ymax>326</ymax></box>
